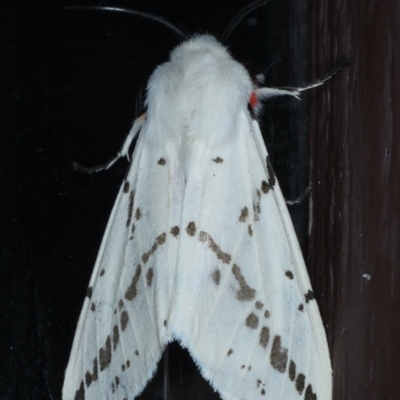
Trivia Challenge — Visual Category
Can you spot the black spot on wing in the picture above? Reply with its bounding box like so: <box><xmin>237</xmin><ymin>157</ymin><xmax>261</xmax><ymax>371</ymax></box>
<box><xmin>212</xmin><ymin>157</ymin><xmax>224</xmax><ymax>163</ymax></box>
<box><xmin>270</xmin><ymin>335</ymin><xmax>288</xmax><ymax>373</ymax></box>
<box><xmin>158</xmin><ymin>158</ymin><xmax>166</xmax><ymax>165</ymax></box>
<box><xmin>259</xmin><ymin>327</ymin><xmax>270</xmax><ymax>348</ymax></box>
<box><xmin>120</xmin><ymin>311</ymin><xmax>129</xmax><ymax>331</ymax></box>
<box><xmin>211</xmin><ymin>269</ymin><xmax>221</xmax><ymax>285</ymax></box>
<box><xmin>170</xmin><ymin>226</ymin><xmax>179</xmax><ymax>237</ymax></box>
<box><xmin>246</xmin><ymin>313</ymin><xmax>259</xmax><ymax>329</ymax></box>
<box><xmin>85</xmin><ymin>357</ymin><xmax>98</xmax><ymax>387</ymax></box>
<box><xmin>298</xmin><ymin>304</ymin><xmax>304</xmax><ymax>311</ymax></box>
<box><xmin>305</xmin><ymin>290</ymin><xmax>315</xmax><ymax>303</ymax></box>
<box><xmin>124</xmin><ymin>265</ymin><xmax>141</xmax><ymax>300</ymax></box>
<box><xmin>199</xmin><ymin>231</ymin><xmax>232</xmax><ymax>264</ymax></box>
<box><xmin>86</xmin><ymin>287</ymin><xmax>93</xmax><ymax>299</ymax></box>
<box><xmin>90</xmin><ymin>303</ymin><xmax>96</xmax><ymax>312</ymax></box>
<box><xmin>126</xmin><ymin>191</ymin><xmax>135</xmax><ymax>227</ymax></box>
<box><xmin>99</xmin><ymin>336</ymin><xmax>112</xmax><ymax>371</ymax></box>
<box><xmin>296</xmin><ymin>373</ymin><xmax>306</xmax><ymax>395</ymax></box>
<box><xmin>264</xmin><ymin>310</ymin><xmax>270</xmax><ymax>318</ymax></box>
<box><xmin>255</xmin><ymin>301</ymin><xmax>263</xmax><ymax>309</ymax></box>
<box><xmin>123</xmin><ymin>181</ymin><xmax>130</xmax><ymax>193</ymax></box>
<box><xmin>289</xmin><ymin>360</ymin><xmax>296</xmax><ymax>381</ymax></box>
<box><xmin>74</xmin><ymin>380</ymin><xmax>85</xmax><ymax>400</ymax></box>
<box><xmin>135</xmin><ymin>208</ymin><xmax>141</xmax><ymax>220</ymax></box>
<box><xmin>146</xmin><ymin>268</ymin><xmax>154</xmax><ymax>287</ymax></box>
<box><xmin>239</xmin><ymin>207</ymin><xmax>249</xmax><ymax>222</ymax></box>
<box><xmin>227</xmin><ymin>349</ymin><xmax>233</xmax><ymax>356</ymax></box>
<box><xmin>232</xmin><ymin>264</ymin><xmax>256</xmax><ymax>301</ymax></box>
<box><xmin>285</xmin><ymin>270</ymin><xmax>294</xmax><ymax>279</ymax></box>
<box><xmin>112</xmin><ymin>325</ymin><xmax>119</xmax><ymax>350</ymax></box>
<box><xmin>100</xmin><ymin>269</ymin><xmax>105</xmax><ymax>276</ymax></box>
<box><xmin>305</xmin><ymin>384</ymin><xmax>317</xmax><ymax>400</ymax></box>
<box><xmin>261</xmin><ymin>180</ymin><xmax>271</xmax><ymax>194</ymax></box>
<box><xmin>186</xmin><ymin>221</ymin><xmax>196</xmax><ymax>236</ymax></box>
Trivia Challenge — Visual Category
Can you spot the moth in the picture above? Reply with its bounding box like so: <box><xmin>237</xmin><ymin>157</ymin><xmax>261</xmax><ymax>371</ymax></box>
<box><xmin>63</xmin><ymin>3</ymin><xmax>335</xmax><ymax>400</ymax></box>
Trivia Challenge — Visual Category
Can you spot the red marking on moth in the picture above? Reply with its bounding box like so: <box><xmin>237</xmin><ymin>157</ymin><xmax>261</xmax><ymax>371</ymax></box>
<box><xmin>249</xmin><ymin>91</ymin><xmax>258</xmax><ymax>108</ymax></box>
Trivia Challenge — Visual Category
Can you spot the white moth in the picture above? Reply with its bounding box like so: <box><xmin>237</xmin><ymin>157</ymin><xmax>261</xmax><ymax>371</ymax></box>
<box><xmin>63</xmin><ymin>34</ymin><xmax>332</xmax><ymax>400</ymax></box>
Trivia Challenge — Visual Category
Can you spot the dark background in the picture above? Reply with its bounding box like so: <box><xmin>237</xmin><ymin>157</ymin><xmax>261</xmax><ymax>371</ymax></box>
<box><xmin>2</xmin><ymin>0</ymin><xmax>399</xmax><ymax>399</ymax></box>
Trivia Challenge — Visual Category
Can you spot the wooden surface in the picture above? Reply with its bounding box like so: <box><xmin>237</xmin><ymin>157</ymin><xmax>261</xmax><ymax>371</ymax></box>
<box><xmin>309</xmin><ymin>1</ymin><xmax>400</xmax><ymax>399</ymax></box>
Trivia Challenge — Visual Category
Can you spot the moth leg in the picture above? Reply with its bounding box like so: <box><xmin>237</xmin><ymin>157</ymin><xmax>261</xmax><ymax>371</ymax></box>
<box><xmin>73</xmin><ymin>113</ymin><xmax>146</xmax><ymax>173</ymax></box>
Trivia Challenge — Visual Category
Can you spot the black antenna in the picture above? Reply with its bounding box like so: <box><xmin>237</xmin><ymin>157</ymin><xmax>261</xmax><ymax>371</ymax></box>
<box><xmin>65</xmin><ymin>6</ymin><xmax>187</xmax><ymax>40</ymax></box>
<box><xmin>220</xmin><ymin>0</ymin><xmax>272</xmax><ymax>44</ymax></box>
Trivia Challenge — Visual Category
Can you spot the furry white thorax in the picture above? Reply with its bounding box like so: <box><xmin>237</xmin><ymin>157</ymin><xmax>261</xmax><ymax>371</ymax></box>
<box><xmin>145</xmin><ymin>35</ymin><xmax>253</xmax><ymax>147</ymax></box>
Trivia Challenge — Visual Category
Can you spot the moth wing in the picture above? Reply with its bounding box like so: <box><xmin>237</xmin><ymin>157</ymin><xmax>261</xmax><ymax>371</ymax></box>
<box><xmin>63</xmin><ymin>126</ymin><xmax>184</xmax><ymax>400</ymax></box>
<box><xmin>169</xmin><ymin>109</ymin><xmax>332</xmax><ymax>400</ymax></box>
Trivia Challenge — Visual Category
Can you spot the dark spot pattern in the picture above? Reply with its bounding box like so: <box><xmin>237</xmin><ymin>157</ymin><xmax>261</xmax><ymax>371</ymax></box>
<box><xmin>85</xmin><ymin>357</ymin><xmax>98</xmax><ymax>387</ymax></box>
<box><xmin>261</xmin><ymin>388</ymin><xmax>265</xmax><ymax>395</ymax></box>
<box><xmin>257</xmin><ymin>379</ymin><xmax>262</xmax><ymax>388</ymax></box>
<box><xmin>232</xmin><ymin>264</ymin><xmax>256</xmax><ymax>301</ymax></box>
<box><xmin>246</xmin><ymin>313</ymin><xmax>259</xmax><ymax>329</ymax></box>
<box><xmin>131</xmin><ymin>223</ymin><xmax>135</xmax><ymax>234</ymax></box>
<box><xmin>158</xmin><ymin>158</ymin><xmax>166</xmax><ymax>165</ymax></box>
<box><xmin>266</xmin><ymin>156</ymin><xmax>276</xmax><ymax>187</ymax></box>
<box><xmin>199</xmin><ymin>232</ymin><xmax>232</xmax><ymax>264</ymax></box>
<box><xmin>86</xmin><ymin>287</ymin><xmax>93</xmax><ymax>299</ymax></box>
<box><xmin>112</xmin><ymin>325</ymin><xmax>119</xmax><ymax>350</ymax></box>
<box><xmin>261</xmin><ymin>180</ymin><xmax>272</xmax><ymax>194</ymax></box>
<box><xmin>164</xmin><ymin>320</ymin><xmax>167</xmax><ymax>327</ymax></box>
<box><xmin>259</xmin><ymin>326</ymin><xmax>270</xmax><ymax>348</ymax></box>
<box><xmin>135</xmin><ymin>208</ymin><xmax>141</xmax><ymax>221</ymax></box>
<box><xmin>118</xmin><ymin>299</ymin><xmax>124</xmax><ymax>310</ymax></box>
<box><xmin>124</xmin><ymin>265</ymin><xmax>141</xmax><ymax>300</ymax></box>
<box><xmin>239</xmin><ymin>207</ymin><xmax>249</xmax><ymax>222</ymax></box>
<box><xmin>146</xmin><ymin>268</ymin><xmax>154</xmax><ymax>287</ymax></box>
<box><xmin>170</xmin><ymin>226</ymin><xmax>179</xmax><ymax>237</ymax></box>
<box><xmin>253</xmin><ymin>190</ymin><xmax>261</xmax><ymax>221</ymax></box>
<box><xmin>100</xmin><ymin>269</ymin><xmax>105</xmax><ymax>276</ymax></box>
<box><xmin>123</xmin><ymin>181</ymin><xmax>130</xmax><ymax>193</ymax></box>
<box><xmin>186</xmin><ymin>222</ymin><xmax>196</xmax><ymax>236</ymax></box>
<box><xmin>126</xmin><ymin>191</ymin><xmax>134</xmax><ymax>227</ymax></box>
<box><xmin>248</xmin><ymin>225</ymin><xmax>253</xmax><ymax>236</ymax></box>
<box><xmin>227</xmin><ymin>349</ymin><xmax>233</xmax><ymax>356</ymax></box>
<box><xmin>264</xmin><ymin>310</ymin><xmax>270</xmax><ymax>318</ymax></box>
<box><xmin>115</xmin><ymin>376</ymin><xmax>120</xmax><ymax>388</ymax></box>
<box><xmin>305</xmin><ymin>384</ymin><xmax>317</xmax><ymax>400</ymax></box>
<box><xmin>296</xmin><ymin>374</ymin><xmax>306</xmax><ymax>394</ymax></box>
<box><xmin>126</xmin><ymin>360</ymin><xmax>130</xmax><ymax>368</ymax></box>
<box><xmin>90</xmin><ymin>303</ymin><xmax>96</xmax><ymax>312</ymax></box>
<box><xmin>285</xmin><ymin>270</ymin><xmax>294</xmax><ymax>279</ymax></box>
<box><xmin>141</xmin><ymin>233</ymin><xmax>166</xmax><ymax>264</ymax></box>
<box><xmin>241</xmin><ymin>365</ymin><xmax>245</xmax><ymax>369</ymax></box>
<box><xmin>120</xmin><ymin>311</ymin><xmax>129</xmax><ymax>331</ymax></box>
<box><xmin>211</xmin><ymin>269</ymin><xmax>221</xmax><ymax>285</ymax></box>
<box><xmin>74</xmin><ymin>380</ymin><xmax>84</xmax><ymax>400</ymax></box>
<box><xmin>289</xmin><ymin>360</ymin><xmax>296</xmax><ymax>381</ymax></box>
<box><xmin>99</xmin><ymin>336</ymin><xmax>112</xmax><ymax>371</ymax></box>
<box><xmin>255</xmin><ymin>301</ymin><xmax>263</xmax><ymax>309</ymax></box>
<box><xmin>135</xmin><ymin>350</ymin><xmax>139</xmax><ymax>356</ymax></box>
<box><xmin>212</xmin><ymin>157</ymin><xmax>224</xmax><ymax>163</ymax></box>
<box><xmin>305</xmin><ymin>290</ymin><xmax>315</xmax><ymax>303</ymax></box>
<box><xmin>298</xmin><ymin>304</ymin><xmax>304</xmax><ymax>311</ymax></box>
<box><xmin>270</xmin><ymin>335</ymin><xmax>288</xmax><ymax>373</ymax></box>
<box><xmin>156</xmin><ymin>233</ymin><xmax>166</xmax><ymax>245</ymax></box>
